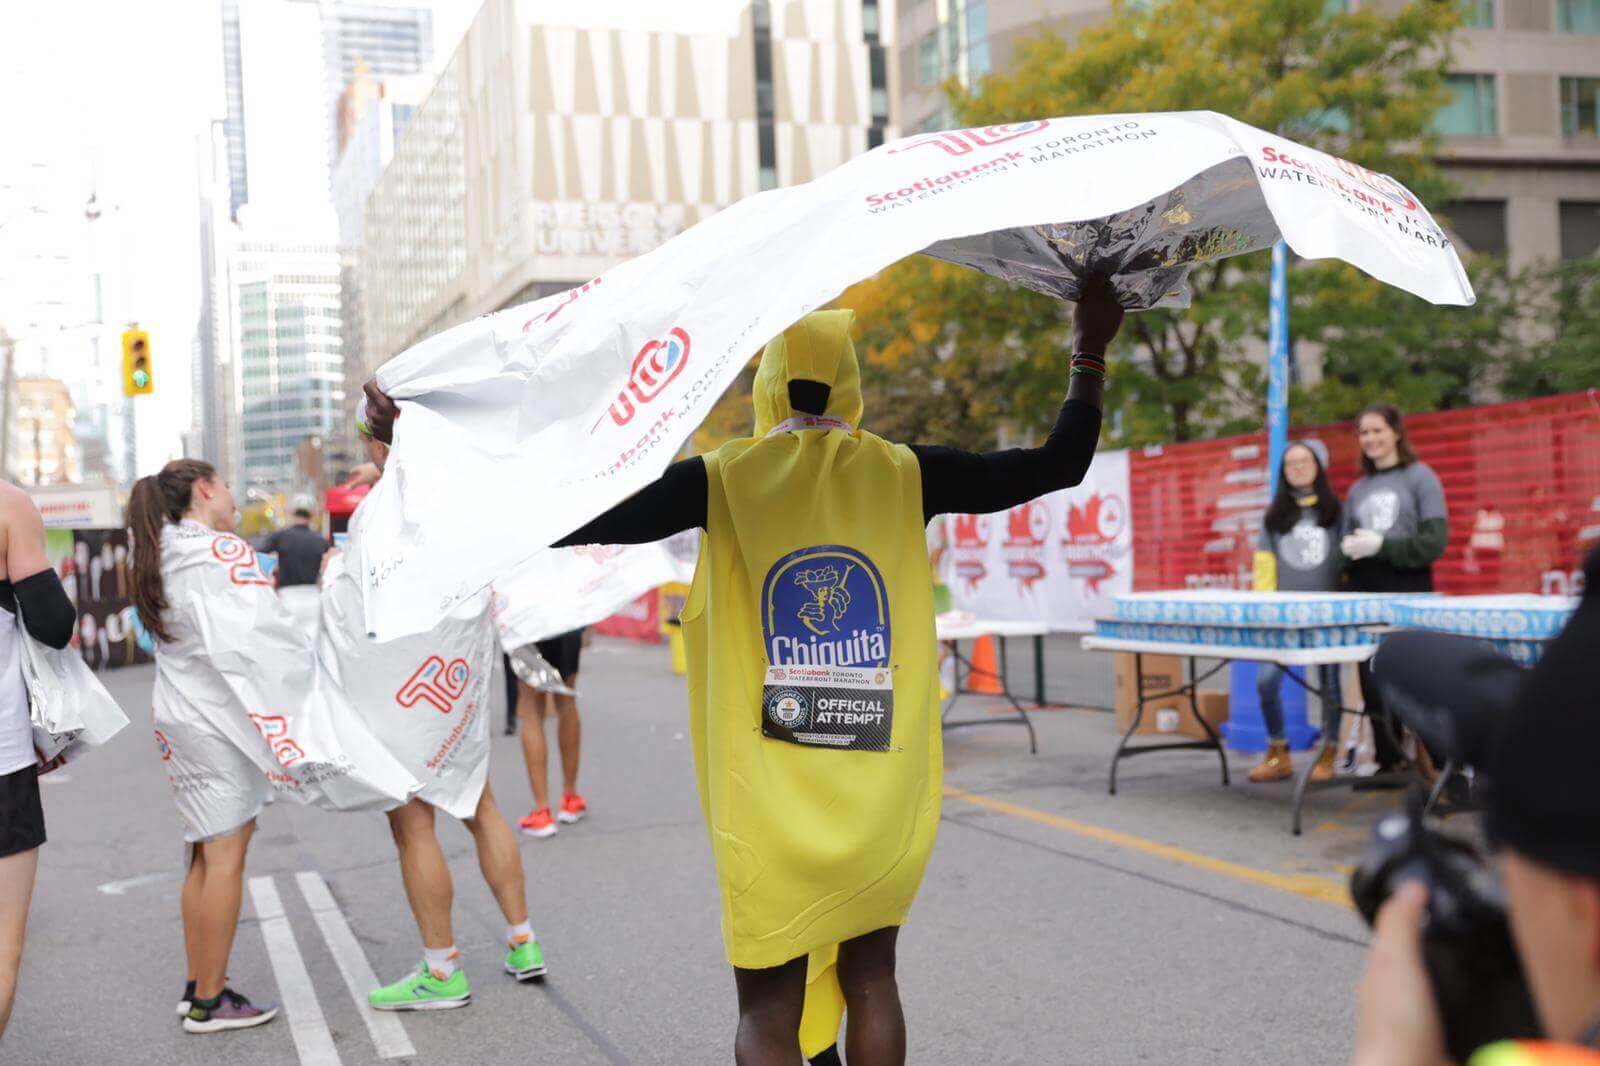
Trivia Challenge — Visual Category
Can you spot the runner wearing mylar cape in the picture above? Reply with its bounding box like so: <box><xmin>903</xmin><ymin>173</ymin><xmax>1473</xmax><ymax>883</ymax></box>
<box><xmin>362</xmin><ymin>278</ymin><xmax>1123</xmax><ymax>1063</ymax></box>
<box><xmin>128</xmin><ymin>460</ymin><xmax>418</xmax><ymax>1035</ymax></box>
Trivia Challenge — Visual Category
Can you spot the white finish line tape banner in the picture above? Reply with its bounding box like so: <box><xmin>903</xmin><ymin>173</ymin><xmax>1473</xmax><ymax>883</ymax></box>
<box><xmin>939</xmin><ymin>449</ymin><xmax>1133</xmax><ymax>633</ymax></box>
<box><xmin>491</xmin><ymin>533</ymin><xmax>698</xmax><ymax>651</ymax></box>
<box><xmin>358</xmin><ymin>110</ymin><xmax>1473</xmax><ymax>640</ymax></box>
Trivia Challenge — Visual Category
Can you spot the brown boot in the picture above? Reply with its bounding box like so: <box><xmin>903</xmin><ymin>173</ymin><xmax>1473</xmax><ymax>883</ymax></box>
<box><xmin>1247</xmin><ymin>741</ymin><xmax>1294</xmax><ymax>783</ymax></box>
<box><xmin>1309</xmin><ymin>746</ymin><xmax>1339</xmax><ymax>783</ymax></box>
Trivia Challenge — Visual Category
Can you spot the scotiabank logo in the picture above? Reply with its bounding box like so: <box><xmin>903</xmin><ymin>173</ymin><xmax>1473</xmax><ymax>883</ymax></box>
<box><xmin>248</xmin><ymin>713</ymin><xmax>305</xmax><ymax>768</ymax></box>
<box><xmin>397</xmin><ymin>656</ymin><xmax>471</xmax><ymax>714</ymax></box>
<box><xmin>596</xmin><ymin>327</ymin><xmax>690</xmax><ymax>430</ymax></box>
<box><xmin>889</xmin><ymin>121</ymin><xmax>1051</xmax><ymax>158</ymax></box>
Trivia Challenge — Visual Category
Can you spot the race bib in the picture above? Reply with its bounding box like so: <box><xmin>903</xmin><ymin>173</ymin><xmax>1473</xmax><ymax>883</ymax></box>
<box><xmin>761</xmin><ymin>664</ymin><xmax>894</xmax><ymax>751</ymax></box>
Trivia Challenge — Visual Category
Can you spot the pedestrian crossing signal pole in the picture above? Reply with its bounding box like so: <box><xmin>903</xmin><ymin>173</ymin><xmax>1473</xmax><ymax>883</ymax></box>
<box><xmin>122</xmin><ymin>328</ymin><xmax>153</xmax><ymax>396</ymax></box>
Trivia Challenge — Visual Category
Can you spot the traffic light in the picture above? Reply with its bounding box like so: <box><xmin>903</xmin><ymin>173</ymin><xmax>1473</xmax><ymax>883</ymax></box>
<box><xmin>122</xmin><ymin>329</ymin><xmax>153</xmax><ymax>395</ymax></box>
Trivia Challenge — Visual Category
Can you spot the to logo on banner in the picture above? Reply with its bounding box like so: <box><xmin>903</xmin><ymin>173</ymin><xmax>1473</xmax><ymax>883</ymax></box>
<box><xmin>597</xmin><ymin>327</ymin><xmax>690</xmax><ymax>430</ymax></box>
<box><xmin>397</xmin><ymin>655</ymin><xmax>472</xmax><ymax>714</ymax></box>
<box><xmin>212</xmin><ymin>536</ymin><xmax>273</xmax><ymax>588</ymax></box>
<box><xmin>248</xmin><ymin>713</ymin><xmax>306</xmax><ymax>767</ymax></box>
<box><xmin>889</xmin><ymin>121</ymin><xmax>1051</xmax><ymax>158</ymax></box>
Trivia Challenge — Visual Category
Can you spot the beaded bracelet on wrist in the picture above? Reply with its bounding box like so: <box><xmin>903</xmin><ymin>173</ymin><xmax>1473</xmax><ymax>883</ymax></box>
<box><xmin>1070</xmin><ymin>352</ymin><xmax>1107</xmax><ymax>381</ymax></box>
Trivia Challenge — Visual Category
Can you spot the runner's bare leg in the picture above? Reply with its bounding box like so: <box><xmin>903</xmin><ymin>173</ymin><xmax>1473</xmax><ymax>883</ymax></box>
<box><xmin>386</xmin><ymin>800</ymin><xmax>454</xmax><ymax>949</ymax></box>
<box><xmin>463</xmin><ymin>784</ymin><xmax>528</xmax><ymax>926</ymax></box>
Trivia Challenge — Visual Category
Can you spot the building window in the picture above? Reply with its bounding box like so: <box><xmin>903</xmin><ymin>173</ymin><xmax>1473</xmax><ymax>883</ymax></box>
<box><xmin>753</xmin><ymin>0</ymin><xmax>776</xmax><ymax>187</ymax></box>
<box><xmin>1559</xmin><ymin>201</ymin><xmax>1600</xmax><ymax>259</ymax></box>
<box><xmin>918</xmin><ymin>32</ymin><xmax>940</xmax><ymax>86</ymax></box>
<box><xmin>1561</xmin><ymin>77</ymin><xmax>1600</xmax><ymax>137</ymax></box>
<box><xmin>863</xmin><ymin>0</ymin><xmax>880</xmax><ymax>40</ymax></box>
<box><xmin>1558</xmin><ymin>0</ymin><xmax>1600</xmax><ymax>32</ymax></box>
<box><xmin>1441</xmin><ymin>200</ymin><xmax>1507</xmax><ymax>256</ymax></box>
<box><xmin>1458</xmin><ymin>0</ymin><xmax>1495</xmax><ymax>28</ymax></box>
<box><xmin>1433</xmin><ymin>73</ymin><xmax>1497</xmax><ymax>136</ymax></box>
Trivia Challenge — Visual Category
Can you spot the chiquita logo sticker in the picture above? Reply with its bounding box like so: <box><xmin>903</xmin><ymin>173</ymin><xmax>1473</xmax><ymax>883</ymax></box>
<box><xmin>761</xmin><ymin>544</ymin><xmax>890</xmax><ymax>669</ymax></box>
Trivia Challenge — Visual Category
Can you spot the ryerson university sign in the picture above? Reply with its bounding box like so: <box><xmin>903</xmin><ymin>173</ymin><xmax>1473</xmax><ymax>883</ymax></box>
<box><xmin>533</xmin><ymin>202</ymin><xmax>687</xmax><ymax>258</ymax></box>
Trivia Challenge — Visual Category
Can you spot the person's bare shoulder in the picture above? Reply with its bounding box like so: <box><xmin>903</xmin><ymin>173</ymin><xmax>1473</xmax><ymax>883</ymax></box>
<box><xmin>0</xmin><ymin>480</ymin><xmax>34</xmax><ymax>527</ymax></box>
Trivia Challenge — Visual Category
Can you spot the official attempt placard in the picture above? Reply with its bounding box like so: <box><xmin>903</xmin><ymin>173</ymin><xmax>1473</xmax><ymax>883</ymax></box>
<box><xmin>761</xmin><ymin>664</ymin><xmax>895</xmax><ymax>752</ymax></box>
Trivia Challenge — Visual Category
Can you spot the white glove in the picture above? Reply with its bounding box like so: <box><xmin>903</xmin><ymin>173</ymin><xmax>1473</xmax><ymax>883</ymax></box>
<box><xmin>1341</xmin><ymin>529</ymin><xmax>1383</xmax><ymax>561</ymax></box>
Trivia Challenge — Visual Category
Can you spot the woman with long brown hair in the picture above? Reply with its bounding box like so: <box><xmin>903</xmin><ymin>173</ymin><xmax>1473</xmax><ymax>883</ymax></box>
<box><xmin>129</xmin><ymin>459</ymin><xmax>415</xmax><ymax>1034</ymax></box>
<box><xmin>127</xmin><ymin>460</ymin><xmax>279</xmax><ymax>1034</ymax></box>
<box><xmin>1339</xmin><ymin>404</ymin><xmax>1449</xmax><ymax>773</ymax></box>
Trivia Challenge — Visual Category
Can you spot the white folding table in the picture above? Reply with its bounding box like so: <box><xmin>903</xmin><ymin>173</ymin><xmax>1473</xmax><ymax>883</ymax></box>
<box><xmin>1079</xmin><ymin>635</ymin><xmax>1401</xmax><ymax>833</ymax></box>
<box><xmin>936</xmin><ymin>616</ymin><xmax>1051</xmax><ymax>753</ymax></box>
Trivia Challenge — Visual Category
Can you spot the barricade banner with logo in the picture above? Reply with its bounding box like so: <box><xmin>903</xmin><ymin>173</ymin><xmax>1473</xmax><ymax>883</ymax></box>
<box><xmin>941</xmin><ymin>449</ymin><xmax>1134</xmax><ymax>630</ymax></box>
<box><xmin>1129</xmin><ymin>391</ymin><xmax>1600</xmax><ymax>597</ymax></box>
<box><xmin>355</xmin><ymin>111</ymin><xmax>1471</xmax><ymax>640</ymax></box>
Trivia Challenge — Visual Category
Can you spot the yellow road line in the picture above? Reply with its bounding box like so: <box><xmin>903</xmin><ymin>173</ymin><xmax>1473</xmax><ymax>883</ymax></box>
<box><xmin>944</xmin><ymin>787</ymin><xmax>1351</xmax><ymax>909</ymax></box>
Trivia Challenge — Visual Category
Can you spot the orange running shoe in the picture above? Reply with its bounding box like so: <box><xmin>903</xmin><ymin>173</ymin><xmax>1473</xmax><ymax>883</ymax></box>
<box><xmin>557</xmin><ymin>791</ymin><xmax>587</xmax><ymax>825</ymax></box>
<box><xmin>518</xmin><ymin>807</ymin><xmax>557</xmax><ymax>839</ymax></box>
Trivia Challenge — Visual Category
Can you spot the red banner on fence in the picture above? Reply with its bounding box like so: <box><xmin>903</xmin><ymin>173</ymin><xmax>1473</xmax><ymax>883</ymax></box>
<box><xmin>1130</xmin><ymin>390</ymin><xmax>1600</xmax><ymax>596</ymax></box>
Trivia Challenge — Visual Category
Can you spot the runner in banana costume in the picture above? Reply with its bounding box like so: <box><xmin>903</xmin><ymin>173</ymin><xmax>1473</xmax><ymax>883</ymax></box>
<box><xmin>361</xmin><ymin>277</ymin><xmax>1122</xmax><ymax>1063</ymax></box>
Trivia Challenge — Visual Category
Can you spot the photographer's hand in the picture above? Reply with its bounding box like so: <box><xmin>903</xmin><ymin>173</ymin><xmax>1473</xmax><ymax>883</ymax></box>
<box><xmin>1352</xmin><ymin>882</ymin><xmax>1450</xmax><ymax>1066</ymax></box>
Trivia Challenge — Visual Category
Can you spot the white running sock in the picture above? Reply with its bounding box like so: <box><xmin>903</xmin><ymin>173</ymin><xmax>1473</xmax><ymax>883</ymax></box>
<box><xmin>423</xmin><ymin>945</ymin><xmax>460</xmax><ymax>979</ymax></box>
<box><xmin>507</xmin><ymin>920</ymin><xmax>535</xmax><ymax>946</ymax></box>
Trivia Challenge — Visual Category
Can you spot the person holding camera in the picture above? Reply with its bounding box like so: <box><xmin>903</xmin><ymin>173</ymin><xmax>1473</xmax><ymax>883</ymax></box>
<box><xmin>1351</xmin><ymin>547</ymin><xmax>1600</xmax><ymax>1065</ymax></box>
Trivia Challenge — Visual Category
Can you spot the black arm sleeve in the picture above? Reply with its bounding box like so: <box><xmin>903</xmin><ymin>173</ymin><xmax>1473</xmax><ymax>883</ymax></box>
<box><xmin>553</xmin><ymin>457</ymin><xmax>708</xmax><ymax>546</ymax></box>
<box><xmin>911</xmin><ymin>397</ymin><xmax>1103</xmax><ymax>521</ymax></box>
<box><xmin>14</xmin><ymin>569</ymin><xmax>76</xmax><ymax>650</ymax></box>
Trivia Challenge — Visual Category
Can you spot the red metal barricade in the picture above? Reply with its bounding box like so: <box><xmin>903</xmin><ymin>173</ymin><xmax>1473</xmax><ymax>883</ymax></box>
<box><xmin>1129</xmin><ymin>390</ymin><xmax>1600</xmax><ymax>595</ymax></box>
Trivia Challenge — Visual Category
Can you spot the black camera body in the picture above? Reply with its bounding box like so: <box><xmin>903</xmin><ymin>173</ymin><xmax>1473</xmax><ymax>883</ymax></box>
<box><xmin>1350</xmin><ymin>791</ymin><xmax>1541</xmax><ymax>1062</ymax></box>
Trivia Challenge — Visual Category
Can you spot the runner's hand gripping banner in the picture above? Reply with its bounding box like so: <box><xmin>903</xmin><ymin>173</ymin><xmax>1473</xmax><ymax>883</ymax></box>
<box><xmin>357</xmin><ymin>111</ymin><xmax>1474</xmax><ymax>640</ymax></box>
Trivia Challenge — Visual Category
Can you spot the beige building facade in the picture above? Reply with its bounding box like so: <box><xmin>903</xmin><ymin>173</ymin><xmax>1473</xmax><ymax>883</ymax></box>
<box><xmin>897</xmin><ymin>0</ymin><xmax>1600</xmax><ymax>269</ymax></box>
<box><xmin>11</xmin><ymin>377</ymin><xmax>79</xmax><ymax>487</ymax></box>
<box><xmin>361</xmin><ymin>0</ymin><xmax>897</xmax><ymax>374</ymax></box>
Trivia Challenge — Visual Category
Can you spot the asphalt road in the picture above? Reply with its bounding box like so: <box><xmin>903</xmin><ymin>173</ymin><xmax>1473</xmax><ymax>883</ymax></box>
<box><xmin>8</xmin><ymin>637</ymin><xmax>1400</xmax><ymax>1065</ymax></box>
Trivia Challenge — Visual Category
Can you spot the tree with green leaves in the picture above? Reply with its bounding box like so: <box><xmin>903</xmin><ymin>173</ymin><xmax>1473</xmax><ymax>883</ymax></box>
<box><xmin>850</xmin><ymin>0</ymin><xmax>1484</xmax><ymax>446</ymax></box>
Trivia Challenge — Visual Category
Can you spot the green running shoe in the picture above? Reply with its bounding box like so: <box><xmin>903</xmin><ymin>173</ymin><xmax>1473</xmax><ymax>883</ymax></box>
<box><xmin>504</xmin><ymin>939</ymin><xmax>547</xmax><ymax>982</ymax></box>
<box><xmin>368</xmin><ymin>964</ymin><xmax>471</xmax><ymax>1011</ymax></box>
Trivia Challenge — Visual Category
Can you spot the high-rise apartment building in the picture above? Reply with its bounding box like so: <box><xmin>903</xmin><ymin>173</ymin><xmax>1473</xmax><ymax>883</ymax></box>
<box><xmin>228</xmin><ymin>239</ymin><xmax>343</xmax><ymax>491</ymax></box>
<box><xmin>896</xmin><ymin>0</ymin><xmax>1600</xmax><ymax>269</ymax></box>
<box><xmin>359</xmin><ymin>0</ymin><xmax>896</xmax><ymax>373</ymax></box>
<box><xmin>220</xmin><ymin>0</ymin><xmax>432</xmax><ymax>219</ymax></box>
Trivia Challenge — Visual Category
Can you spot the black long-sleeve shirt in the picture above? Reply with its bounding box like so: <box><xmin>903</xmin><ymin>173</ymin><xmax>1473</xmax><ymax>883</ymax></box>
<box><xmin>556</xmin><ymin>397</ymin><xmax>1102</xmax><ymax>546</ymax></box>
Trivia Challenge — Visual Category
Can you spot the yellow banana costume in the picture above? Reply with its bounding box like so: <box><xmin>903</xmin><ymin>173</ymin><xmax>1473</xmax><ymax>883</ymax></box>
<box><xmin>680</xmin><ymin>310</ymin><xmax>942</xmax><ymax>1056</ymax></box>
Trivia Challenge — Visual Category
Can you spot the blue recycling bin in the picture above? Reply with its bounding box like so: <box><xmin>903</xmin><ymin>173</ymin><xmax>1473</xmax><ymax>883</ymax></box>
<box><xmin>1219</xmin><ymin>661</ymin><xmax>1321</xmax><ymax>753</ymax></box>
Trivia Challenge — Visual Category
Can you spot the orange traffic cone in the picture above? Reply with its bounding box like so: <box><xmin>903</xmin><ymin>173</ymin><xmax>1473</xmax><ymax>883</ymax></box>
<box><xmin>968</xmin><ymin>636</ymin><xmax>1004</xmax><ymax>695</ymax></box>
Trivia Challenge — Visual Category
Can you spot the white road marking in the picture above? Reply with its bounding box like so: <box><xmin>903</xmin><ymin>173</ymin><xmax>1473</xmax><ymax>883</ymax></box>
<box><xmin>296</xmin><ymin>871</ymin><xmax>416</xmax><ymax>1060</ymax></box>
<box><xmin>249</xmin><ymin>875</ymin><xmax>343</xmax><ymax>1066</ymax></box>
<box><xmin>96</xmin><ymin>871</ymin><xmax>183</xmax><ymax>895</ymax></box>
